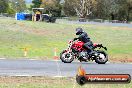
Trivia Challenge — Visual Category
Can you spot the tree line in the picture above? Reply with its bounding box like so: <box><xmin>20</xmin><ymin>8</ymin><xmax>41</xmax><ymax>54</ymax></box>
<box><xmin>0</xmin><ymin>0</ymin><xmax>132</xmax><ymax>21</ymax></box>
<box><xmin>63</xmin><ymin>0</ymin><xmax>132</xmax><ymax>21</ymax></box>
<box><xmin>0</xmin><ymin>0</ymin><xmax>26</xmax><ymax>14</ymax></box>
<box><xmin>31</xmin><ymin>0</ymin><xmax>62</xmax><ymax>17</ymax></box>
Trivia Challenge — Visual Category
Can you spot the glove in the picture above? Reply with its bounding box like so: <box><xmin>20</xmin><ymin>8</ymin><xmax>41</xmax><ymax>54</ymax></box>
<box><xmin>73</xmin><ymin>38</ymin><xmax>78</xmax><ymax>41</ymax></box>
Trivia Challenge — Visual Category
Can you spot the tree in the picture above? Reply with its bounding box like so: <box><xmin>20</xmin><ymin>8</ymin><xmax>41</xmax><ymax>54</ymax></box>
<box><xmin>74</xmin><ymin>0</ymin><xmax>95</xmax><ymax>18</ymax></box>
<box><xmin>91</xmin><ymin>0</ymin><xmax>132</xmax><ymax>21</ymax></box>
<box><xmin>0</xmin><ymin>0</ymin><xmax>9</xmax><ymax>13</ymax></box>
<box><xmin>30</xmin><ymin>0</ymin><xmax>62</xmax><ymax>17</ymax></box>
<box><xmin>122</xmin><ymin>0</ymin><xmax>132</xmax><ymax>21</ymax></box>
<box><xmin>31</xmin><ymin>0</ymin><xmax>42</xmax><ymax>8</ymax></box>
<box><xmin>93</xmin><ymin>0</ymin><xmax>119</xmax><ymax>19</ymax></box>
<box><xmin>114</xmin><ymin>0</ymin><xmax>132</xmax><ymax>21</ymax></box>
<box><xmin>40</xmin><ymin>0</ymin><xmax>62</xmax><ymax>17</ymax></box>
<box><xmin>10</xmin><ymin>0</ymin><xmax>26</xmax><ymax>12</ymax></box>
<box><xmin>63</xmin><ymin>0</ymin><xmax>97</xmax><ymax>18</ymax></box>
<box><xmin>63</xmin><ymin>0</ymin><xmax>76</xmax><ymax>16</ymax></box>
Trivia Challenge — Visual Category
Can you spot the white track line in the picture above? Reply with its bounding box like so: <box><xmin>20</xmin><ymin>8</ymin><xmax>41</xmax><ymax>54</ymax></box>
<box><xmin>0</xmin><ymin>58</ymin><xmax>6</xmax><ymax>60</ymax></box>
<box><xmin>53</xmin><ymin>76</ymin><xmax>67</xmax><ymax>78</ymax></box>
<box><xmin>0</xmin><ymin>58</ymin><xmax>132</xmax><ymax>64</ymax></box>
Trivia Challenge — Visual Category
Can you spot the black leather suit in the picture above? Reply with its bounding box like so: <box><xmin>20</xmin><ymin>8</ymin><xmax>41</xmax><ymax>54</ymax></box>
<box><xmin>74</xmin><ymin>31</ymin><xmax>93</xmax><ymax>53</ymax></box>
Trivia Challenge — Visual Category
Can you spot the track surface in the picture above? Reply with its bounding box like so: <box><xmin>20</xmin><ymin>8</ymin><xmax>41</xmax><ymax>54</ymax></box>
<box><xmin>0</xmin><ymin>59</ymin><xmax>132</xmax><ymax>77</ymax></box>
<box><xmin>56</xmin><ymin>19</ymin><xmax>132</xmax><ymax>28</ymax></box>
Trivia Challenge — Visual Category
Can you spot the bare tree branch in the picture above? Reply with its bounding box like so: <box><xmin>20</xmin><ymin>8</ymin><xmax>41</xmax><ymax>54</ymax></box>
<box><xmin>71</xmin><ymin>0</ymin><xmax>95</xmax><ymax>18</ymax></box>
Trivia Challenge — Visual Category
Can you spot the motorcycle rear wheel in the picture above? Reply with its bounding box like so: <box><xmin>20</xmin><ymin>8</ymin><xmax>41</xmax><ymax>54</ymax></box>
<box><xmin>60</xmin><ymin>50</ymin><xmax>74</xmax><ymax>63</ymax></box>
<box><xmin>95</xmin><ymin>50</ymin><xmax>108</xmax><ymax>64</ymax></box>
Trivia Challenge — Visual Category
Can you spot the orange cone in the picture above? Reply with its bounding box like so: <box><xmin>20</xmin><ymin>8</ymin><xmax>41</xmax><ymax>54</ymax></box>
<box><xmin>53</xmin><ymin>48</ymin><xmax>59</xmax><ymax>60</ymax></box>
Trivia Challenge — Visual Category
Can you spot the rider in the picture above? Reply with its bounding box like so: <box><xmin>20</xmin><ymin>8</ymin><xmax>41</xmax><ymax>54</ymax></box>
<box><xmin>73</xmin><ymin>27</ymin><xmax>94</xmax><ymax>55</ymax></box>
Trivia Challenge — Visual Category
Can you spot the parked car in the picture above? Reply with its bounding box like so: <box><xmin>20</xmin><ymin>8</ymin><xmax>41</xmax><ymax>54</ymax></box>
<box><xmin>42</xmin><ymin>14</ymin><xmax>56</xmax><ymax>23</ymax></box>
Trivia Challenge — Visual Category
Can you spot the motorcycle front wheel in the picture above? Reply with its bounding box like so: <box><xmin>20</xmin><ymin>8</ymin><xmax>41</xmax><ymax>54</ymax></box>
<box><xmin>60</xmin><ymin>50</ymin><xmax>74</xmax><ymax>63</ymax></box>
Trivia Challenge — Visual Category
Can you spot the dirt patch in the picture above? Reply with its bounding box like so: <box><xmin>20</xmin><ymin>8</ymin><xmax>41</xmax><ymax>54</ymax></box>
<box><xmin>110</xmin><ymin>57</ymin><xmax>132</xmax><ymax>63</ymax></box>
<box><xmin>112</xmin><ymin>26</ymin><xmax>132</xmax><ymax>30</ymax></box>
<box><xmin>26</xmin><ymin>29</ymin><xmax>51</xmax><ymax>35</ymax></box>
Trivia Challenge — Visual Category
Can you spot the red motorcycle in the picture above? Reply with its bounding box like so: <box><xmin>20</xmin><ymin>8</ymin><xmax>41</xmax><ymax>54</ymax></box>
<box><xmin>60</xmin><ymin>39</ymin><xmax>108</xmax><ymax>64</ymax></box>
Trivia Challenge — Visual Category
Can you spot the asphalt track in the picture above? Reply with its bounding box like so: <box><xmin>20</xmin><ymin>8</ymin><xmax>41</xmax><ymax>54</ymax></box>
<box><xmin>56</xmin><ymin>19</ymin><xmax>132</xmax><ymax>28</ymax></box>
<box><xmin>0</xmin><ymin>59</ymin><xmax>132</xmax><ymax>77</ymax></box>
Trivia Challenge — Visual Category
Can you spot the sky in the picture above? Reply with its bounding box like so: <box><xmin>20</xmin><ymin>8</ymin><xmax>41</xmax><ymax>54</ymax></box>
<box><xmin>25</xmin><ymin>0</ymin><xmax>32</xmax><ymax>3</ymax></box>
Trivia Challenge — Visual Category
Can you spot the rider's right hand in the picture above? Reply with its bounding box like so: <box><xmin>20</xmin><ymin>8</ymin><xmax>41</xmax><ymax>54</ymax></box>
<box><xmin>73</xmin><ymin>38</ymin><xmax>78</xmax><ymax>41</ymax></box>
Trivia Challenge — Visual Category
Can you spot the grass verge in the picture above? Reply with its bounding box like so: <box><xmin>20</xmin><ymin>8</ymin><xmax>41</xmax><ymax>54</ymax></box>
<box><xmin>0</xmin><ymin>76</ymin><xmax>131</xmax><ymax>88</ymax></box>
<box><xmin>0</xmin><ymin>17</ymin><xmax>132</xmax><ymax>62</ymax></box>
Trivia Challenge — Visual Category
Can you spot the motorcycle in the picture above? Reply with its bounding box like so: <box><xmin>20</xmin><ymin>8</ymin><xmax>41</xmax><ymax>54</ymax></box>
<box><xmin>60</xmin><ymin>39</ymin><xmax>108</xmax><ymax>64</ymax></box>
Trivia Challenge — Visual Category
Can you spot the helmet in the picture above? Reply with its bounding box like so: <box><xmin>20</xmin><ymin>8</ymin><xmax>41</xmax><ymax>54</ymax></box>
<box><xmin>76</xmin><ymin>28</ymin><xmax>83</xmax><ymax>35</ymax></box>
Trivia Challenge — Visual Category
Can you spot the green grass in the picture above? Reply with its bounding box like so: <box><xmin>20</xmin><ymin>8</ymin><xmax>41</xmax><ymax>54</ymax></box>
<box><xmin>0</xmin><ymin>77</ymin><xmax>131</xmax><ymax>88</ymax></box>
<box><xmin>0</xmin><ymin>17</ymin><xmax>132</xmax><ymax>60</ymax></box>
<box><xmin>0</xmin><ymin>83</ymin><xmax>131</xmax><ymax>88</ymax></box>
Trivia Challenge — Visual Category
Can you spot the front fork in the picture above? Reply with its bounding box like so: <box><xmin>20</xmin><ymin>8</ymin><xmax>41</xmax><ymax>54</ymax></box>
<box><xmin>66</xmin><ymin>42</ymin><xmax>73</xmax><ymax>53</ymax></box>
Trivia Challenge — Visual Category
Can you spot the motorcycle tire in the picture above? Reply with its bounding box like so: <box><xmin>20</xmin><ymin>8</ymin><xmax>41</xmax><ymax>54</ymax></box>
<box><xmin>60</xmin><ymin>50</ymin><xmax>74</xmax><ymax>63</ymax></box>
<box><xmin>95</xmin><ymin>50</ymin><xmax>108</xmax><ymax>64</ymax></box>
